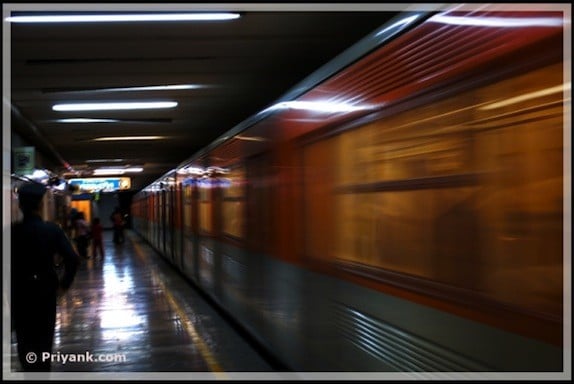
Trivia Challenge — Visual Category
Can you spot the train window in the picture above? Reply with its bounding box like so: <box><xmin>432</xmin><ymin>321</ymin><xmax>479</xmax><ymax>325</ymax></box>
<box><xmin>165</xmin><ymin>186</ymin><xmax>171</xmax><ymax>226</ymax></box>
<box><xmin>223</xmin><ymin>166</ymin><xmax>245</xmax><ymax>199</ymax></box>
<box><xmin>303</xmin><ymin>139</ymin><xmax>335</xmax><ymax>262</ymax></box>
<box><xmin>198</xmin><ymin>181</ymin><xmax>213</xmax><ymax>233</ymax></box>
<box><xmin>305</xmin><ymin>62</ymin><xmax>563</xmax><ymax>317</ymax></box>
<box><xmin>222</xmin><ymin>166</ymin><xmax>246</xmax><ymax>239</ymax></box>
<box><xmin>183</xmin><ymin>184</ymin><xmax>193</xmax><ymax>231</ymax></box>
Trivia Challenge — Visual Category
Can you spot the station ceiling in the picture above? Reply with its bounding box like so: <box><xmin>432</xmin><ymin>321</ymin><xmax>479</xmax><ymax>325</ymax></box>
<box><xmin>8</xmin><ymin>5</ymin><xmax>401</xmax><ymax>191</ymax></box>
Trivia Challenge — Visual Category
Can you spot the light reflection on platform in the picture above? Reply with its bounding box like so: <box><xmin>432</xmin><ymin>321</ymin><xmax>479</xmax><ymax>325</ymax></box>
<box><xmin>11</xmin><ymin>230</ymin><xmax>274</xmax><ymax>373</ymax></box>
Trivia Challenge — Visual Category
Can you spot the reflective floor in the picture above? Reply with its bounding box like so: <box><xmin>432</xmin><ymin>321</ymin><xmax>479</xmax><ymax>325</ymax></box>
<box><xmin>9</xmin><ymin>230</ymin><xmax>274</xmax><ymax>375</ymax></box>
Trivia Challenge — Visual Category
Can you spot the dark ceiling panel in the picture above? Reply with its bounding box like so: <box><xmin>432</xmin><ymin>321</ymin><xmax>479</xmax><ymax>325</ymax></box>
<box><xmin>9</xmin><ymin>8</ymin><xmax>401</xmax><ymax>191</ymax></box>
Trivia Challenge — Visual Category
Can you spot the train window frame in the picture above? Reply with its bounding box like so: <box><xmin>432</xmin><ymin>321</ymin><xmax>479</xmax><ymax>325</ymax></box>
<box><xmin>198</xmin><ymin>177</ymin><xmax>214</xmax><ymax>235</ymax></box>
<box><xmin>221</xmin><ymin>164</ymin><xmax>246</xmax><ymax>241</ymax></box>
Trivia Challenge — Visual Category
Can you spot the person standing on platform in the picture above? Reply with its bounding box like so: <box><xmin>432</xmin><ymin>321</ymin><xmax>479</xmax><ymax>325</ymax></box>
<box><xmin>74</xmin><ymin>211</ymin><xmax>90</xmax><ymax>259</ymax></box>
<box><xmin>110</xmin><ymin>207</ymin><xmax>124</xmax><ymax>244</ymax></box>
<box><xmin>66</xmin><ymin>206</ymin><xmax>78</xmax><ymax>239</ymax></box>
<box><xmin>90</xmin><ymin>217</ymin><xmax>104</xmax><ymax>259</ymax></box>
<box><xmin>11</xmin><ymin>182</ymin><xmax>80</xmax><ymax>372</ymax></box>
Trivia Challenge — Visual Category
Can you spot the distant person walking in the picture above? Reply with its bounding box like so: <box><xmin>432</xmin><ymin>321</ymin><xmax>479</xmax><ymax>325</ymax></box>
<box><xmin>111</xmin><ymin>207</ymin><xmax>124</xmax><ymax>244</ymax></box>
<box><xmin>91</xmin><ymin>217</ymin><xmax>104</xmax><ymax>259</ymax></box>
<box><xmin>74</xmin><ymin>211</ymin><xmax>90</xmax><ymax>259</ymax></box>
<box><xmin>11</xmin><ymin>182</ymin><xmax>80</xmax><ymax>372</ymax></box>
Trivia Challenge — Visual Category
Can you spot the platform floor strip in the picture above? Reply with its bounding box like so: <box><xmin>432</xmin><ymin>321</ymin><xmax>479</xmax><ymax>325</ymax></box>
<box><xmin>131</xmin><ymin>239</ymin><xmax>227</xmax><ymax>378</ymax></box>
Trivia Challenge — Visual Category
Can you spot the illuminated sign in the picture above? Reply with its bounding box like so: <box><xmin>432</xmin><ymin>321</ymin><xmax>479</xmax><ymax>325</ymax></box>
<box><xmin>69</xmin><ymin>177</ymin><xmax>131</xmax><ymax>192</ymax></box>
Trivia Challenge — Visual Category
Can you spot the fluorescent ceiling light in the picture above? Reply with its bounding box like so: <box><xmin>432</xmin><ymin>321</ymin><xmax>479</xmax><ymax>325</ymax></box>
<box><xmin>93</xmin><ymin>167</ymin><xmax>143</xmax><ymax>176</ymax></box>
<box><xmin>92</xmin><ymin>170</ymin><xmax>124</xmax><ymax>176</ymax></box>
<box><xmin>97</xmin><ymin>84</ymin><xmax>203</xmax><ymax>92</ymax></box>
<box><xmin>57</xmin><ymin>118</ymin><xmax>120</xmax><ymax>123</ymax></box>
<box><xmin>54</xmin><ymin>84</ymin><xmax>205</xmax><ymax>94</ymax></box>
<box><xmin>6</xmin><ymin>13</ymin><xmax>241</xmax><ymax>23</ymax></box>
<box><xmin>86</xmin><ymin>159</ymin><xmax>124</xmax><ymax>163</ymax></box>
<box><xmin>124</xmin><ymin>167</ymin><xmax>143</xmax><ymax>172</ymax></box>
<box><xmin>93</xmin><ymin>136</ymin><xmax>165</xmax><ymax>141</ymax></box>
<box><xmin>53</xmin><ymin>101</ymin><xmax>177</xmax><ymax>111</ymax></box>
<box><xmin>99</xmin><ymin>167</ymin><xmax>143</xmax><ymax>173</ymax></box>
<box><xmin>429</xmin><ymin>14</ymin><xmax>563</xmax><ymax>27</ymax></box>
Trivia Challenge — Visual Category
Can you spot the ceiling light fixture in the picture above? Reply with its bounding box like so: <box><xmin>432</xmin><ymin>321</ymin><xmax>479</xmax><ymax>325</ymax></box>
<box><xmin>53</xmin><ymin>101</ymin><xmax>177</xmax><ymax>111</ymax></box>
<box><xmin>93</xmin><ymin>136</ymin><xmax>165</xmax><ymax>141</ymax></box>
<box><xmin>86</xmin><ymin>159</ymin><xmax>125</xmax><ymax>163</ymax></box>
<box><xmin>6</xmin><ymin>13</ymin><xmax>241</xmax><ymax>23</ymax></box>
<box><xmin>57</xmin><ymin>118</ymin><xmax>121</xmax><ymax>123</ymax></box>
<box><xmin>93</xmin><ymin>167</ymin><xmax>143</xmax><ymax>176</ymax></box>
<box><xmin>429</xmin><ymin>14</ymin><xmax>563</xmax><ymax>28</ymax></box>
<box><xmin>51</xmin><ymin>84</ymin><xmax>205</xmax><ymax>94</ymax></box>
<box><xmin>99</xmin><ymin>84</ymin><xmax>204</xmax><ymax>92</ymax></box>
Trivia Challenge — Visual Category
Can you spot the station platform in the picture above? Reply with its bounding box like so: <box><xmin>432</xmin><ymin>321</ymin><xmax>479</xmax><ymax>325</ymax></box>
<box><xmin>7</xmin><ymin>230</ymin><xmax>293</xmax><ymax>379</ymax></box>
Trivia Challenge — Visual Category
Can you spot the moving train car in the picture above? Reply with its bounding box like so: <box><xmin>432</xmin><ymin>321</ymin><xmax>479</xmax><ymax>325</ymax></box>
<box><xmin>132</xmin><ymin>8</ymin><xmax>567</xmax><ymax>372</ymax></box>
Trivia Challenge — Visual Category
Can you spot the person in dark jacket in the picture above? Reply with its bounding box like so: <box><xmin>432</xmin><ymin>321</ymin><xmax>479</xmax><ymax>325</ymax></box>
<box><xmin>110</xmin><ymin>207</ymin><xmax>124</xmax><ymax>244</ymax></box>
<box><xmin>11</xmin><ymin>182</ymin><xmax>80</xmax><ymax>372</ymax></box>
<box><xmin>90</xmin><ymin>217</ymin><xmax>104</xmax><ymax>259</ymax></box>
<box><xmin>74</xmin><ymin>211</ymin><xmax>90</xmax><ymax>259</ymax></box>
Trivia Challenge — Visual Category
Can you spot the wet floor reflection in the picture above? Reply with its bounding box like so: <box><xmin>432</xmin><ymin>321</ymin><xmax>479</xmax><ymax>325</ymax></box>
<box><xmin>10</xmin><ymin>229</ymin><xmax>273</xmax><ymax>373</ymax></box>
<box><xmin>50</xmin><ymin>231</ymin><xmax>209</xmax><ymax>372</ymax></box>
<box><xmin>99</xmin><ymin>263</ymin><xmax>147</xmax><ymax>345</ymax></box>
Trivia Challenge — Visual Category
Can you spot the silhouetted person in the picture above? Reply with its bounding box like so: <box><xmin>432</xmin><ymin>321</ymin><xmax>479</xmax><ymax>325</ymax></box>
<box><xmin>66</xmin><ymin>206</ymin><xmax>78</xmax><ymax>238</ymax></box>
<box><xmin>91</xmin><ymin>217</ymin><xmax>104</xmax><ymax>259</ymax></box>
<box><xmin>74</xmin><ymin>211</ymin><xmax>90</xmax><ymax>259</ymax></box>
<box><xmin>110</xmin><ymin>207</ymin><xmax>124</xmax><ymax>244</ymax></box>
<box><xmin>11</xmin><ymin>182</ymin><xmax>80</xmax><ymax>372</ymax></box>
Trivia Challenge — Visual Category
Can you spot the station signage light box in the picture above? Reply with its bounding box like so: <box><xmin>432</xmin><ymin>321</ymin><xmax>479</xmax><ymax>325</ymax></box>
<box><xmin>68</xmin><ymin>177</ymin><xmax>131</xmax><ymax>192</ymax></box>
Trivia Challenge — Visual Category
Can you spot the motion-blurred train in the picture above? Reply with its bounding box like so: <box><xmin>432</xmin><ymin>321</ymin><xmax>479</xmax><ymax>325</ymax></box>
<box><xmin>132</xmin><ymin>8</ymin><xmax>567</xmax><ymax>372</ymax></box>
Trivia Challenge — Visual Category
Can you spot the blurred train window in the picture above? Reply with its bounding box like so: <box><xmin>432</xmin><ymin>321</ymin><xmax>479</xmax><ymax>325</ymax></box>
<box><xmin>305</xmin><ymin>63</ymin><xmax>564</xmax><ymax>317</ymax></box>
<box><xmin>165</xmin><ymin>187</ymin><xmax>171</xmax><ymax>229</ymax></box>
<box><xmin>199</xmin><ymin>181</ymin><xmax>213</xmax><ymax>233</ymax></box>
<box><xmin>246</xmin><ymin>153</ymin><xmax>275</xmax><ymax>254</ymax></box>
<box><xmin>222</xmin><ymin>166</ymin><xmax>246</xmax><ymax>239</ymax></box>
<box><xmin>303</xmin><ymin>138</ymin><xmax>335</xmax><ymax>262</ymax></box>
<box><xmin>183</xmin><ymin>183</ymin><xmax>193</xmax><ymax>231</ymax></box>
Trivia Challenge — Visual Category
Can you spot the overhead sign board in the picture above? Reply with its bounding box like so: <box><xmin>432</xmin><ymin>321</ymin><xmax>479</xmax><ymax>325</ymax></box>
<box><xmin>68</xmin><ymin>177</ymin><xmax>131</xmax><ymax>192</ymax></box>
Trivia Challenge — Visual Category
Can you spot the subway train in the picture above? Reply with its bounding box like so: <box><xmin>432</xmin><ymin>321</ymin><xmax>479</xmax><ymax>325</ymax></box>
<box><xmin>131</xmin><ymin>8</ymin><xmax>567</xmax><ymax>372</ymax></box>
